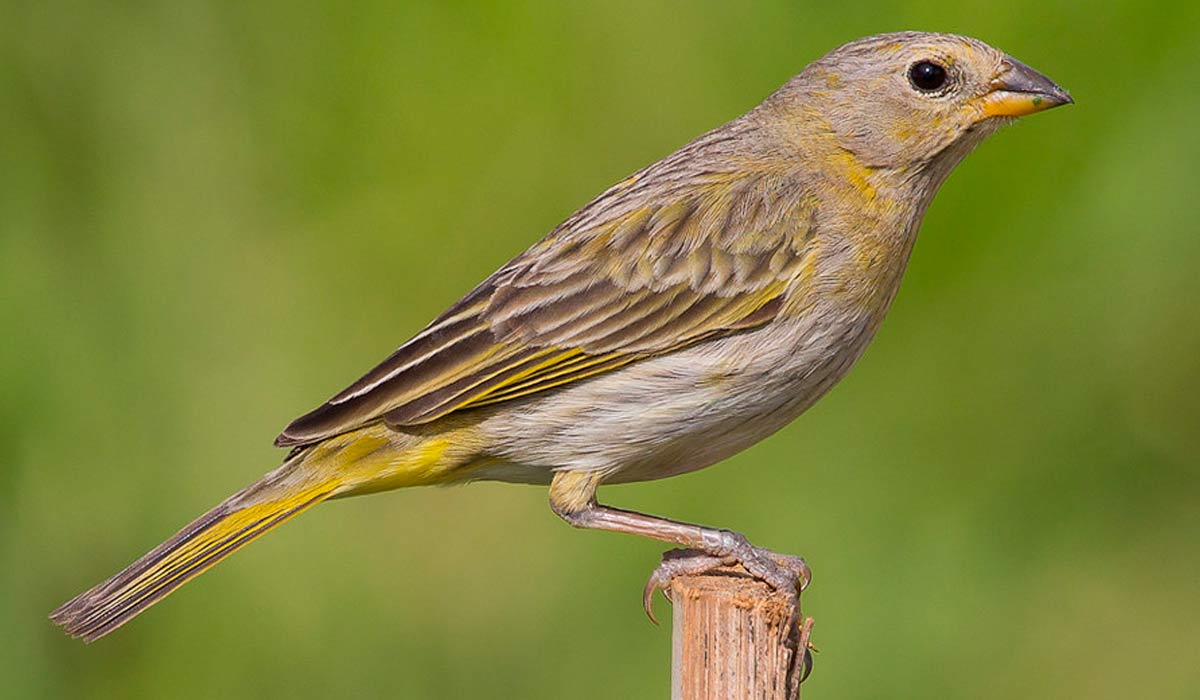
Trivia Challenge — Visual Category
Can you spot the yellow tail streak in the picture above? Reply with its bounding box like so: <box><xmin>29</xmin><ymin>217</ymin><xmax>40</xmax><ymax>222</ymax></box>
<box><xmin>50</xmin><ymin>461</ymin><xmax>342</xmax><ymax>642</ymax></box>
<box><xmin>51</xmin><ymin>422</ymin><xmax>481</xmax><ymax>642</ymax></box>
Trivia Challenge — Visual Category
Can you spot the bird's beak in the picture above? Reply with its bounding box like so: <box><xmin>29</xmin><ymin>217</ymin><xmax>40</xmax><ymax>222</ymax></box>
<box><xmin>979</xmin><ymin>56</ymin><xmax>1073</xmax><ymax>117</ymax></box>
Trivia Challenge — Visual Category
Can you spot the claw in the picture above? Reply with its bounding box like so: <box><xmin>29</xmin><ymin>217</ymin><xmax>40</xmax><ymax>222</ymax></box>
<box><xmin>642</xmin><ymin>568</ymin><xmax>669</xmax><ymax>624</ymax></box>
<box><xmin>733</xmin><ymin>546</ymin><xmax>810</xmax><ymax>595</ymax></box>
<box><xmin>641</xmin><ymin>549</ymin><xmax>730</xmax><ymax>624</ymax></box>
<box><xmin>768</xmin><ymin>552</ymin><xmax>812</xmax><ymax>592</ymax></box>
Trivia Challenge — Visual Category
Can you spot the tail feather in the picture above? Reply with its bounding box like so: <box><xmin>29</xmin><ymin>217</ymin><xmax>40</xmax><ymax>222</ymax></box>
<box><xmin>51</xmin><ymin>463</ymin><xmax>340</xmax><ymax>642</ymax></box>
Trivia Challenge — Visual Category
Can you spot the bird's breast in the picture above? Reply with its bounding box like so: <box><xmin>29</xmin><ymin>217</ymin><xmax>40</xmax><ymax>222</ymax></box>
<box><xmin>798</xmin><ymin>178</ymin><xmax>926</xmax><ymax>323</ymax></box>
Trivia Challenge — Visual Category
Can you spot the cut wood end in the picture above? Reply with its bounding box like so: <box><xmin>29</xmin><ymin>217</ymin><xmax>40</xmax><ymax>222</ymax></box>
<box><xmin>668</xmin><ymin>563</ymin><xmax>812</xmax><ymax>699</ymax></box>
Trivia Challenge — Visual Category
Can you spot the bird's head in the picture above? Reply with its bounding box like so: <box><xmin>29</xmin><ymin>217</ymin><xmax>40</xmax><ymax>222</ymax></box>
<box><xmin>772</xmin><ymin>32</ymin><xmax>1072</xmax><ymax>174</ymax></box>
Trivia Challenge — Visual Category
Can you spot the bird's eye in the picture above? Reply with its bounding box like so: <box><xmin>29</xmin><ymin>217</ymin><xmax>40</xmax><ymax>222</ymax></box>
<box><xmin>908</xmin><ymin>61</ymin><xmax>949</xmax><ymax>93</ymax></box>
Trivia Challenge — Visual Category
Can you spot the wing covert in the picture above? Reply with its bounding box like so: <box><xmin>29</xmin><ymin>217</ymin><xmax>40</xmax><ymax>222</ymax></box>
<box><xmin>276</xmin><ymin>167</ymin><xmax>815</xmax><ymax>448</ymax></box>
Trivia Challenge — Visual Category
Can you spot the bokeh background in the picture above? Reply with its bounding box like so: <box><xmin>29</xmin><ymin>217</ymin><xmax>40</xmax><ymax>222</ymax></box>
<box><xmin>3</xmin><ymin>1</ymin><xmax>1198</xmax><ymax>698</ymax></box>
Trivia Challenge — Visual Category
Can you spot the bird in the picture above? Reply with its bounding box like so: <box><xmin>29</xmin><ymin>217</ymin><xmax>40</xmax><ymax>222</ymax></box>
<box><xmin>52</xmin><ymin>31</ymin><xmax>1072</xmax><ymax>641</ymax></box>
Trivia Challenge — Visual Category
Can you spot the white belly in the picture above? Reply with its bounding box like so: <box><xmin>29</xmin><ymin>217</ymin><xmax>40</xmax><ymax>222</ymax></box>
<box><xmin>468</xmin><ymin>303</ymin><xmax>879</xmax><ymax>485</ymax></box>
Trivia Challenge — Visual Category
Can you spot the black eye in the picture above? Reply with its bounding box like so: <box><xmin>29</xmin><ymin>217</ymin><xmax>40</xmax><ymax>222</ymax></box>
<box><xmin>908</xmin><ymin>61</ymin><xmax>948</xmax><ymax>92</ymax></box>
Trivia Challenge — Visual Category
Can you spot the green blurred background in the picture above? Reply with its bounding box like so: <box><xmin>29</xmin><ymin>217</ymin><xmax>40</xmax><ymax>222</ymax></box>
<box><xmin>3</xmin><ymin>1</ymin><xmax>1198</xmax><ymax>698</ymax></box>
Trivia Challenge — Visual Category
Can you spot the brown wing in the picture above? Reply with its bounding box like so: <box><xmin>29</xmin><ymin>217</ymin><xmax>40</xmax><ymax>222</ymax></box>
<box><xmin>275</xmin><ymin>161</ymin><xmax>816</xmax><ymax>448</ymax></box>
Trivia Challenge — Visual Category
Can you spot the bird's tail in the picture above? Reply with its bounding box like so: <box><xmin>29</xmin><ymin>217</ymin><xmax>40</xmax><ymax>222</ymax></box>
<box><xmin>50</xmin><ymin>453</ymin><xmax>342</xmax><ymax>642</ymax></box>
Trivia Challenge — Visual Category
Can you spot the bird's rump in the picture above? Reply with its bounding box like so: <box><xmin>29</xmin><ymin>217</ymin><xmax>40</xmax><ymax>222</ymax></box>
<box><xmin>275</xmin><ymin>166</ymin><xmax>818</xmax><ymax>447</ymax></box>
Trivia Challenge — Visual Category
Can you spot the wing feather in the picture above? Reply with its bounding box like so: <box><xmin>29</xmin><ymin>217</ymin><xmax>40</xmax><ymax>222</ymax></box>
<box><xmin>276</xmin><ymin>158</ymin><xmax>816</xmax><ymax>447</ymax></box>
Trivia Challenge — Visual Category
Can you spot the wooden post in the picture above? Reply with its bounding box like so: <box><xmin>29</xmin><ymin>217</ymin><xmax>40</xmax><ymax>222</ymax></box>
<box><xmin>669</xmin><ymin>566</ymin><xmax>813</xmax><ymax>700</ymax></box>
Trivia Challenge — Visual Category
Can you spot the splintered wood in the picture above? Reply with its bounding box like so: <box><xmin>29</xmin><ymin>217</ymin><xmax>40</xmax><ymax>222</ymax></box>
<box><xmin>670</xmin><ymin>568</ymin><xmax>813</xmax><ymax>700</ymax></box>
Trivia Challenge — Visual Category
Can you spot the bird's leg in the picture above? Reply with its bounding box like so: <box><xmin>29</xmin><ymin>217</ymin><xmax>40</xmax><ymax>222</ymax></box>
<box><xmin>549</xmin><ymin>471</ymin><xmax>811</xmax><ymax>620</ymax></box>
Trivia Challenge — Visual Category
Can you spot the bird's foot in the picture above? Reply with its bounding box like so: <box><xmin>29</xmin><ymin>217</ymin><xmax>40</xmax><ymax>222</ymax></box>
<box><xmin>641</xmin><ymin>542</ymin><xmax>811</xmax><ymax>623</ymax></box>
<box><xmin>642</xmin><ymin>549</ymin><xmax>726</xmax><ymax>623</ymax></box>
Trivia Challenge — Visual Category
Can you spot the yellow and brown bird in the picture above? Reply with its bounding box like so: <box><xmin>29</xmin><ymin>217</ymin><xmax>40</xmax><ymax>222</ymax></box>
<box><xmin>52</xmin><ymin>31</ymin><xmax>1071</xmax><ymax>641</ymax></box>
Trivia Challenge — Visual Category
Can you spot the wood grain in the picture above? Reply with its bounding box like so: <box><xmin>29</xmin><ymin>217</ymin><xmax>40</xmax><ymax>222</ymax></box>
<box><xmin>670</xmin><ymin>568</ymin><xmax>812</xmax><ymax>699</ymax></box>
